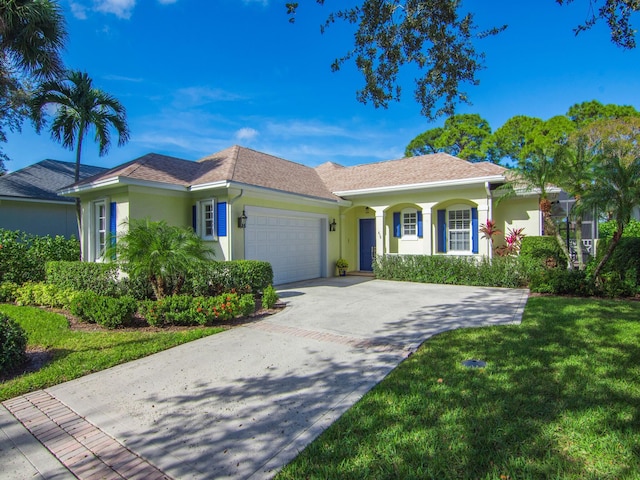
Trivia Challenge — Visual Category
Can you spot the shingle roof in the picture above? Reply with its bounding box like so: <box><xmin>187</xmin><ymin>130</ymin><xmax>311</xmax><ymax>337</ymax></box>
<box><xmin>68</xmin><ymin>147</ymin><xmax>508</xmax><ymax>200</ymax></box>
<box><xmin>315</xmin><ymin>153</ymin><xmax>507</xmax><ymax>192</ymax></box>
<box><xmin>0</xmin><ymin>159</ymin><xmax>108</xmax><ymax>202</ymax></box>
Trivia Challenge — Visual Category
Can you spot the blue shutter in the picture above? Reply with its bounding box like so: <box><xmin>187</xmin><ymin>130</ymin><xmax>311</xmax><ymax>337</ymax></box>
<box><xmin>216</xmin><ymin>202</ymin><xmax>227</xmax><ymax>237</ymax></box>
<box><xmin>192</xmin><ymin>205</ymin><xmax>197</xmax><ymax>232</ymax></box>
<box><xmin>471</xmin><ymin>207</ymin><xmax>479</xmax><ymax>254</ymax></box>
<box><xmin>109</xmin><ymin>202</ymin><xmax>117</xmax><ymax>258</ymax></box>
<box><xmin>393</xmin><ymin>212</ymin><xmax>401</xmax><ymax>237</ymax></box>
<box><xmin>437</xmin><ymin>209</ymin><xmax>447</xmax><ymax>253</ymax></box>
<box><xmin>417</xmin><ymin>211</ymin><xmax>423</xmax><ymax>238</ymax></box>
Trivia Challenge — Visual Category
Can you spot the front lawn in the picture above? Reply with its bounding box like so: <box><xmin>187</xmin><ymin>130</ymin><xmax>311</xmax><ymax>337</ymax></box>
<box><xmin>277</xmin><ymin>296</ymin><xmax>640</xmax><ymax>480</ymax></box>
<box><xmin>0</xmin><ymin>304</ymin><xmax>224</xmax><ymax>401</ymax></box>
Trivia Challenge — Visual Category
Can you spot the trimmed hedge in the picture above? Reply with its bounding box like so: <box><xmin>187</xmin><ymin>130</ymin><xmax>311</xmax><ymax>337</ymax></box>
<box><xmin>373</xmin><ymin>255</ymin><xmax>530</xmax><ymax>288</ymax></box>
<box><xmin>0</xmin><ymin>229</ymin><xmax>80</xmax><ymax>284</ymax></box>
<box><xmin>519</xmin><ymin>236</ymin><xmax>565</xmax><ymax>269</ymax></box>
<box><xmin>0</xmin><ymin>312</ymin><xmax>27</xmax><ymax>373</ymax></box>
<box><xmin>46</xmin><ymin>261</ymin><xmax>121</xmax><ymax>297</ymax></box>
<box><xmin>69</xmin><ymin>291</ymin><xmax>138</xmax><ymax>329</ymax></box>
<box><xmin>184</xmin><ymin>260</ymin><xmax>274</xmax><ymax>296</ymax></box>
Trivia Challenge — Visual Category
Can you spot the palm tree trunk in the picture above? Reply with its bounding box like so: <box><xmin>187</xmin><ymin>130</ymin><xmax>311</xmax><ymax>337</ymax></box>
<box><xmin>575</xmin><ymin>216</ymin><xmax>585</xmax><ymax>270</ymax></box>
<box><xmin>593</xmin><ymin>222</ymin><xmax>624</xmax><ymax>280</ymax></box>
<box><xmin>74</xmin><ymin>127</ymin><xmax>84</xmax><ymax>259</ymax></box>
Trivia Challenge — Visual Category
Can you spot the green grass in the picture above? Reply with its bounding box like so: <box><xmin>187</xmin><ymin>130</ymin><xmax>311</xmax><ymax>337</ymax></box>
<box><xmin>0</xmin><ymin>304</ymin><xmax>223</xmax><ymax>401</ymax></box>
<box><xmin>277</xmin><ymin>297</ymin><xmax>640</xmax><ymax>480</ymax></box>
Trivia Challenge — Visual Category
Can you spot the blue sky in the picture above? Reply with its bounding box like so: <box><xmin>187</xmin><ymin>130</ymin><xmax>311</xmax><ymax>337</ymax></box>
<box><xmin>4</xmin><ymin>0</ymin><xmax>640</xmax><ymax>173</ymax></box>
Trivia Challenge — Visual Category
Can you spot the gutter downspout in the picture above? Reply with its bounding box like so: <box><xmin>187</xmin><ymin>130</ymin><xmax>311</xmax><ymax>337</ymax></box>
<box><xmin>228</xmin><ymin>189</ymin><xmax>244</xmax><ymax>261</ymax></box>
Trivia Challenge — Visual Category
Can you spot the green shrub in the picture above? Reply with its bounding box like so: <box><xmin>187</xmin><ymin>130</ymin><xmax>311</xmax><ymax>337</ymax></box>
<box><xmin>598</xmin><ymin>219</ymin><xmax>640</xmax><ymax>239</ymax></box>
<box><xmin>529</xmin><ymin>269</ymin><xmax>596</xmax><ymax>296</ymax></box>
<box><xmin>45</xmin><ymin>261</ymin><xmax>121</xmax><ymax>297</ymax></box>
<box><xmin>138</xmin><ymin>292</ymin><xmax>249</xmax><ymax>327</ymax></box>
<box><xmin>0</xmin><ymin>282</ymin><xmax>19</xmax><ymax>303</ymax></box>
<box><xmin>261</xmin><ymin>285</ymin><xmax>279</xmax><ymax>309</ymax></box>
<box><xmin>14</xmin><ymin>282</ymin><xmax>79</xmax><ymax>309</ymax></box>
<box><xmin>519</xmin><ymin>236</ymin><xmax>566</xmax><ymax>269</ymax></box>
<box><xmin>0</xmin><ymin>229</ymin><xmax>80</xmax><ymax>284</ymax></box>
<box><xmin>373</xmin><ymin>255</ymin><xmax>530</xmax><ymax>288</ymax></box>
<box><xmin>184</xmin><ymin>260</ymin><xmax>274</xmax><ymax>296</ymax></box>
<box><xmin>69</xmin><ymin>292</ymin><xmax>137</xmax><ymax>329</ymax></box>
<box><xmin>0</xmin><ymin>312</ymin><xmax>27</xmax><ymax>373</ymax></box>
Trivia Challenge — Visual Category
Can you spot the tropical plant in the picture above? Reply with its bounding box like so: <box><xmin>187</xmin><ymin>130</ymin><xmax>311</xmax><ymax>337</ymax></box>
<box><xmin>496</xmin><ymin>227</ymin><xmax>525</xmax><ymax>257</ymax></box>
<box><xmin>30</xmin><ymin>70</ymin><xmax>130</xmax><ymax>232</ymax></box>
<box><xmin>578</xmin><ymin>117</ymin><xmax>640</xmax><ymax>280</ymax></box>
<box><xmin>0</xmin><ymin>0</ymin><xmax>67</xmax><ymax>170</ymax></box>
<box><xmin>108</xmin><ymin>219</ymin><xmax>213</xmax><ymax>299</ymax></box>
<box><xmin>479</xmin><ymin>219</ymin><xmax>502</xmax><ymax>250</ymax></box>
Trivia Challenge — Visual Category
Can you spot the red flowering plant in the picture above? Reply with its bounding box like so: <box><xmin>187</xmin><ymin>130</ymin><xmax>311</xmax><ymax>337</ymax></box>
<box><xmin>479</xmin><ymin>219</ymin><xmax>503</xmax><ymax>249</ymax></box>
<box><xmin>496</xmin><ymin>227</ymin><xmax>526</xmax><ymax>257</ymax></box>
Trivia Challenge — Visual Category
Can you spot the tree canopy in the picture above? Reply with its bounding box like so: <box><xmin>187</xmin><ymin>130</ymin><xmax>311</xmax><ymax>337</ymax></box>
<box><xmin>0</xmin><ymin>0</ymin><xmax>67</xmax><ymax>172</ymax></box>
<box><xmin>286</xmin><ymin>1</ymin><xmax>639</xmax><ymax>120</ymax></box>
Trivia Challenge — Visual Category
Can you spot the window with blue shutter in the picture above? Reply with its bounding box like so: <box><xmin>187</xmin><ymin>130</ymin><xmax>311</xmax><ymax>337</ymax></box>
<box><xmin>216</xmin><ymin>202</ymin><xmax>227</xmax><ymax>237</ymax></box>
<box><xmin>471</xmin><ymin>207</ymin><xmax>479</xmax><ymax>254</ymax></box>
<box><xmin>437</xmin><ymin>209</ymin><xmax>447</xmax><ymax>253</ymax></box>
<box><xmin>393</xmin><ymin>212</ymin><xmax>401</xmax><ymax>237</ymax></box>
<box><xmin>192</xmin><ymin>205</ymin><xmax>197</xmax><ymax>231</ymax></box>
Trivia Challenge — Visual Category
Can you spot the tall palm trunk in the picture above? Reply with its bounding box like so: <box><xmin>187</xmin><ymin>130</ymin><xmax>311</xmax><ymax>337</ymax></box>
<box><xmin>74</xmin><ymin>126</ymin><xmax>84</xmax><ymax>259</ymax></box>
<box><xmin>593</xmin><ymin>222</ymin><xmax>624</xmax><ymax>281</ymax></box>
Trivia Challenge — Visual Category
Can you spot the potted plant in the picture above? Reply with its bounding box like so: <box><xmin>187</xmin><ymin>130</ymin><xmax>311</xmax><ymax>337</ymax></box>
<box><xmin>336</xmin><ymin>258</ymin><xmax>348</xmax><ymax>276</ymax></box>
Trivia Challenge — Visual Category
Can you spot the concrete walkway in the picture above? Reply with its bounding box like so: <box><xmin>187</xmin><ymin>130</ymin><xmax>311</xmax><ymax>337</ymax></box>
<box><xmin>1</xmin><ymin>278</ymin><xmax>528</xmax><ymax>479</ymax></box>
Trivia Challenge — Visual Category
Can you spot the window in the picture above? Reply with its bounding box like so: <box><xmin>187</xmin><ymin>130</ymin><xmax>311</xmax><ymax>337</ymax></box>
<box><xmin>197</xmin><ymin>199</ymin><xmax>216</xmax><ymax>240</ymax></box>
<box><xmin>437</xmin><ymin>205</ymin><xmax>479</xmax><ymax>254</ymax></box>
<box><xmin>448</xmin><ymin>209</ymin><xmax>471</xmax><ymax>252</ymax></box>
<box><xmin>94</xmin><ymin>201</ymin><xmax>107</xmax><ymax>259</ymax></box>
<box><xmin>393</xmin><ymin>209</ymin><xmax>423</xmax><ymax>239</ymax></box>
<box><xmin>403</xmin><ymin>210</ymin><xmax>417</xmax><ymax>236</ymax></box>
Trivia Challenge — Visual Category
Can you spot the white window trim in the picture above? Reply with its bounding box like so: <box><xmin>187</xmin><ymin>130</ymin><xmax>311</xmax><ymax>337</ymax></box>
<box><xmin>91</xmin><ymin>199</ymin><xmax>107</xmax><ymax>262</ymax></box>
<box><xmin>401</xmin><ymin>207</ymin><xmax>418</xmax><ymax>241</ymax></box>
<box><xmin>447</xmin><ymin>204</ymin><xmax>472</xmax><ymax>254</ymax></box>
<box><xmin>198</xmin><ymin>198</ymin><xmax>217</xmax><ymax>241</ymax></box>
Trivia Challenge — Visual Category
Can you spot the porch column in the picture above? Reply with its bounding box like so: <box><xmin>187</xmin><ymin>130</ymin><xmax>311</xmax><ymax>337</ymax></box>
<box><xmin>478</xmin><ymin>203</ymin><xmax>490</xmax><ymax>257</ymax></box>
<box><xmin>375</xmin><ymin>212</ymin><xmax>385</xmax><ymax>257</ymax></box>
<box><xmin>422</xmin><ymin>210</ymin><xmax>432</xmax><ymax>255</ymax></box>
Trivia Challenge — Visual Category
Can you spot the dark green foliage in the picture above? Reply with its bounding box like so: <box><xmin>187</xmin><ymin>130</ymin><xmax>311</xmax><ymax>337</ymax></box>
<box><xmin>69</xmin><ymin>292</ymin><xmax>137</xmax><ymax>329</ymax></box>
<box><xmin>0</xmin><ymin>312</ymin><xmax>27</xmax><ymax>373</ymax></box>
<box><xmin>184</xmin><ymin>260</ymin><xmax>274</xmax><ymax>297</ymax></box>
<box><xmin>591</xmin><ymin>237</ymin><xmax>640</xmax><ymax>296</ymax></box>
<box><xmin>138</xmin><ymin>292</ymin><xmax>252</xmax><ymax>327</ymax></box>
<box><xmin>374</xmin><ymin>255</ymin><xmax>529</xmax><ymax>288</ymax></box>
<box><xmin>0</xmin><ymin>229</ymin><xmax>80</xmax><ymax>284</ymax></box>
<box><xmin>529</xmin><ymin>269</ymin><xmax>596</xmax><ymax>296</ymax></box>
<box><xmin>45</xmin><ymin>261</ymin><xmax>121</xmax><ymax>297</ymax></box>
<box><xmin>599</xmin><ymin>219</ymin><xmax>640</xmax><ymax>239</ymax></box>
<box><xmin>519</xmin><ymin>236</ymin><xmax>566</xmax><ymax>268</ymax></box>
<box><xmin>261</xmin><ymin>285</ymin><xmax>279</xmax><ymax>309</ymax></box>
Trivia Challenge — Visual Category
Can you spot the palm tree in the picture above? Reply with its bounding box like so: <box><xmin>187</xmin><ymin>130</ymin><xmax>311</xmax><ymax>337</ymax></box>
<box><xmin>109</xmin><ymin>219</ymin><xmax>213</xmax><ymax>299</ymax></box>
<box><xmin>579</xmin><ymin>118</ymin><xmax>640</xmax><ymax>280</ymax></box>
<box><xmin>30</xmin><ymin>70</ymin><xmax>130</xmax><ymax>231</ymax></box>
<box><xmin>0</xmin><ymin>0</ymin><xmax>67</xmax><ymax>170</ymax></box>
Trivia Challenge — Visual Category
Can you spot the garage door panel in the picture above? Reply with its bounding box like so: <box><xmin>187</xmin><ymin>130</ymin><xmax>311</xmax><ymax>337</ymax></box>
<box><xmin>245</xmin><ymin>211</ymin><xmax>323</xmax><ymax>285</ymax></box>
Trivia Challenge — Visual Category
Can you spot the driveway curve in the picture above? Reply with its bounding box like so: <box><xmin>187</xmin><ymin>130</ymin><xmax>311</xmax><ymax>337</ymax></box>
<box><xmin>3</xmin><ymin>278</ymin><xmax>528</xmax><ymax>480</ymax></box>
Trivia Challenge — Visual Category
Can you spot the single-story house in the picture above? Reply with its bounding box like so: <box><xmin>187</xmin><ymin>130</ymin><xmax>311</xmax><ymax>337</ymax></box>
<box><xmin>60</xmin><ymin>145</ymin><xmax>546</xmax><ymax>285</ymax></box>
<box><xmin>0</xmin><ymin>159</ymin><xmax>107</xmax><ymax>237</ymax></box>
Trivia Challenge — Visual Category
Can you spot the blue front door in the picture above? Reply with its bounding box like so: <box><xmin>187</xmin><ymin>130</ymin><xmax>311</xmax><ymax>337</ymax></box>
<box><xmin>359</xmin><ymin>218</ymin><xmax>376</xmax><ymax>271</ymax></box>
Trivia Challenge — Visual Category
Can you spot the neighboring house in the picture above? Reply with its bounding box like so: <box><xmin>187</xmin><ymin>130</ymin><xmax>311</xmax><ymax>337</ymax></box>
<box><xmin>0</xmin><ymin>160</ymin><xmax>108</xmax><ymax>237</ymax></box>
<box><xmin>60</xmin><ymin>145</ymin><xmax>545</xmax><ymax>285</ymax></box>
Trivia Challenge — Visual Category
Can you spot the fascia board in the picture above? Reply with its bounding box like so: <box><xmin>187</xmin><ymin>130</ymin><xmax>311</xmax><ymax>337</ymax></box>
<box><xmin>213</xmin><ymin>181</ymin><xmax>349</xmax><ymax>207</ymax></box>
<box><xmin>334</xmin><ymin>175</ymin><xmax>506</xmax><ymax>197</ymax></box>
<box><xmin>59</xmin><ymin>176</ymin><xmax>189</xmax><ymax>196</ymax></box>
<box><xmin>0</xmin><ymin>195</ymin><xmax>72</xmax><ymax>205</ymax></box>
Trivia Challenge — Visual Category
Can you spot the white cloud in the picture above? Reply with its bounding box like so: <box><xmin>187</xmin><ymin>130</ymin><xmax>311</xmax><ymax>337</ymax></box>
<box><xmin>235</xmin><ymin>127</ymin><xmax>259</xmax><ymax>142</ymax></box>
<box><xmin>93</xmin><ymin>0</ymin><xmax>137</xmax><ymax>19</ymax></box>
<box><xmin>69</xmin><ymin>2</ymin><xmax>88</xmax><ymax>19</ymax></box>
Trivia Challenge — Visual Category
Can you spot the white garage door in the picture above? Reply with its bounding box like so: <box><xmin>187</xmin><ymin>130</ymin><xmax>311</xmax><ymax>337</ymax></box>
<box><xmin>244</xmin><ymin>208</ymin><xmax>325</xmax><ymax>285</ymax></box>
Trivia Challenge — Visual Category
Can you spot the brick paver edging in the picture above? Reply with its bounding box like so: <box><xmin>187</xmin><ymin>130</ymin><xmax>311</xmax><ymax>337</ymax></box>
<box><xmin>3</xmin><ymin>391</ymin><xmax>170</xmax><ymax>480</ymax></box>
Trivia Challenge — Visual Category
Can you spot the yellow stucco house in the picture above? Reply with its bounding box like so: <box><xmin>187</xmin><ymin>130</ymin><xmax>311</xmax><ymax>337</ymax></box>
<box><xmin>60</xmin><ymin>145</ymin><xmax>543</xmax><ymax>285</ymax></box>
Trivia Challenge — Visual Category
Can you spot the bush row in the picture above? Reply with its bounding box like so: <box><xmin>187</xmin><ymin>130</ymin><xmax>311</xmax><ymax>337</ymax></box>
<box><xmin>45</xmin><ymin>259</ymin><xmax>273</xmax><ymax>300</ymax></box>
<box><xmin>373</xmin><ymin>255</ymin><xmax>533</xmax><ymax>288</ymax></box>
<box><xmin>0</xmin><ymin>229</ymin><xmax>80</xmax><ymax>284</ymax></box>
<box><xmin>0</xmin><ymin>312</ymin><xmax>27</xmax><ymax>374</ymax></box>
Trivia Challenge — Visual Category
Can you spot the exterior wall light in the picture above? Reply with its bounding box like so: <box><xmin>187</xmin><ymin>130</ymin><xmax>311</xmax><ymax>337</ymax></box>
<box><xmin>238</xmin><ymin>209</ymin><xmax>248</xmax><ymax>228</ymax></box>
<box><xmin>329</xmin><ymin>218</ymin><xmax>337</xmax><ymax>232</ymax></box>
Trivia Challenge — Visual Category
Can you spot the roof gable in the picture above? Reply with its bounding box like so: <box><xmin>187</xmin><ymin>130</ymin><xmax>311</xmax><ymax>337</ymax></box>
<box><xmin>0</xmin><ymin>160</ymin><xmax>108</xmax><ymax>202</ymax></box>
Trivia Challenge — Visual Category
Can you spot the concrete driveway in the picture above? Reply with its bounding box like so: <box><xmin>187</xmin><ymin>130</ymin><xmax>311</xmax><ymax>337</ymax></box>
<box><xmin>2</xmin><ymin>277</ymin><xmax>528</xmax><ymax>480</ymax></box>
